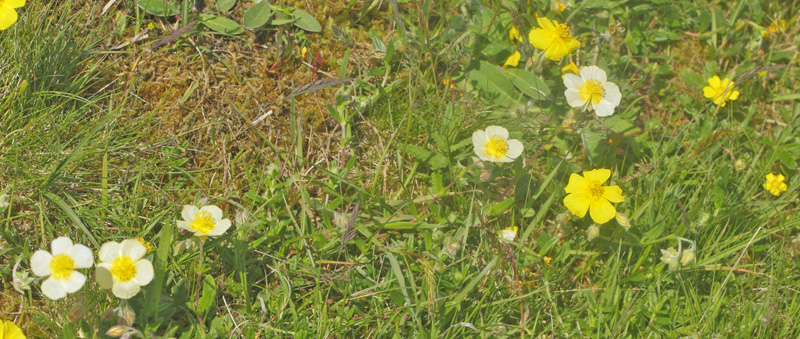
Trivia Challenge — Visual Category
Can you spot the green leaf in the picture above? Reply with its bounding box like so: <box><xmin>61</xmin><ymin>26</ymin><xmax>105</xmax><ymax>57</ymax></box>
<box><xmin>429</xmin><ymin>154</ymin><xmax>448</xmax><ymax>170</ymax></box>
<box><xmin>199</xmin><ymin>14</ymin><xmax>244</xmax><ymax>35</ymax></box>
<box><xmin>44</xmin><ymin>193</ymin><xmax>99</xmax><ymax>248</ymax></box>
<box><xmin>137</xmin><ymin>0</ymin><xmax>179</xmax><ymax>17</ymax></box>
<box><xmin>292</xmin><ymin>8</ymin><xmax>321</xmax><ymax>32</ymax></box>
<box><xmin>243</xmin><ymin>1</ymin><xmax>272</xmax><ymax>29</ymax></box>
<box><xmin>679</xmin><ymin>69</ymin><xmax>706</xmax><ymax>88</ymax></box>
<box><xmin>581</xmin><ymin>130</ymin><xmax>605</xmax><ymax>164</ymax></box>
<box><xmin>198</xmin><ymin>275</ymin><xmax>217</xmax><ymax>313</ymax></box>
<box><xmin>489</xmin><ymin>198</ymin><xmax>515</xmax><ymax>216</ymax></box>
<box><xmin>505</xmin><ymin>68</ymin><xmax>551</xmax><ymax>98</ymax></box>
<box><xmin>399</xmin><ymin>143</ymin><xmax>432</xmax><ymax>162</ymax></box>
<box><xmin>216</xmin><ymin>0</ymin><xmax>236</xmax><ymax>12</ymax></box>
<box><xmin>467</xmin><ymin>60</ymin><xmax>520</xmax><ymax>107</ymax></box>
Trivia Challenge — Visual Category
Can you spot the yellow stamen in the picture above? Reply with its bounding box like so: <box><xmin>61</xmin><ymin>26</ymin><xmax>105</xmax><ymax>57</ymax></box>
<box><xmin>49</xmin><ymin>254</ymin><xmax>75</xmax><ymax>281</ymax></box>
<box><xmin>190</xmin><ymin>211</ymin><xmax>216</xmax><ymax>234</ymax></box>
<box><xmin>484</xmin><ymin>135</ymin><xmax>509</xmax><ymax>159</ymax></box>
<box><xmin>556</xmin><ymin>23</ymin><xmax>572</xmax><ymax>38</ymax></box>
<box><xmin>579</xmin><ymin>79</ymin><xmax>604</xmax><ymax>105</ymax></box>
<box><xmin>587</xmin><ymin>180</ymin><xmax>605</xmax><ymax>201</ymax></box>
<box><xmin>110</xmin><ymin>256</ymin><xmax>137</xmax><ymax>282</ymax></box>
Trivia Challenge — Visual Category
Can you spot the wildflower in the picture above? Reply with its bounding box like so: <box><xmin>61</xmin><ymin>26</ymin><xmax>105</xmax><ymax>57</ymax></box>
<box><xmin>134</xmin><ymin>237</ymin><xmax>151</xmax><ymax>253</ymax></box>
<box><xmin>702</xmin><ymin>76</ymin><xmax>739</xmax><ymax>107</ymax></box>
<box><xmin>763</xmin><ymin>173</ymin><xmax>788</xmax><ymax>196</ymax></box>
<box><xmin>472</xmin><ymin>126</ymin><xmax>524</xmax><ymax>163</ymax></box>
<box><xmin>0</xmin><ymin>319</ymin><xmax>25</xmax><ymax>339</ymax></box>
<box><xmin>0</xmin><ymin>193</ymin><xmax>8</xmax><ymax>209</ymax></box>
<box><xmin>30</xmin><ymin>237</ymin><xmax>93</xmax><ymax>300</ymax></box>
<box><xmin>508</xmin><ymin>25</ymin><xmax>522</xmax><ymax>43</ymax></box>
<box><xmin>660</xmin><ymin>247</ymin><xmax>680</xmax><ymax>271</ymax></box>
<box><xmin>550</xmin><ymin>0</ymin><xmax>567</xmax><ymax>14</ymax></box>
<box><xmin>543</xmin><ymin>256</ymin><xmax>552</xmax><ymax>265</ymax></box>
<box><xmin>761</xmin><ymin>19</ymin><xmax>787</xmax><ymax>38</ymax></box>
<box><xmin>561</xmin><ymin>62</ymin><xmax>578</xmax><ymax>78</ymax></box>
<box><xmin>443</xmin><ymin>78</ymin><xmax>454</xmax><ymax>89</ymax></box>
<box><xmin>528</xmin><ymin>17</ymin><xmax>580</xmax><ymax>61</ymax></box>
<box><xmin>680</xmin><ymin>249</ymin><xmax>695</xmax><ymax>265</ymax></box>
<box><xmin>498</xmin><ymin>226</ymin><xmax>518</xmax><ymax>243</ymax></box>
<box><xmin>95</xmin><ymin>239</ymin><xmax>154</xmax><ymax>299</ymax></box>
<box><xmin>563</xmin><ymin>168</ymin><xmax>624</xmax><ymax>224</ymax></box>
<box><xmin>147</xmin><ymin>22</ymin><xmax>155</xmax><ymax>30</ymax></box>
<box><xmin>503</xmin><ymin>51</ymin><xmax>521</xmax><ymax>68</ymax></box>
<box><xmin>177</xmin><ymin>204</ymin><xmax>232</xmax><ymax>237</ymax></box>
<box><xmin>563</xmin><ymin>65</ymin><xmax>622</xmax><ymax>117</ymax></box>
<box><xmin>0</xmin><ymin>0</ymin><xmax>25</xmax><ymax>31</ymax></box>
<box><xmin>11</xmin><ymin>259</ymin><xmax>34</xmax><ymax>294</ymax></box>
<box><xmin>301</xmin><ymin>46</ymin><xmax>308</xmax><ymax>58</ymax></box>
<box><xmin>615</xmin><ymin>212</ymin><xmax>631</xmax><ymax>230</ymax></box>
<box><xmin>561</xmin><ymin>118</ymin><xmax>577</xmax><ymax>133</ymax></box>
<box><xmin>586</xmin><ymin>224</ymin><xmax>600</xmax><ymax>240</ymax></box>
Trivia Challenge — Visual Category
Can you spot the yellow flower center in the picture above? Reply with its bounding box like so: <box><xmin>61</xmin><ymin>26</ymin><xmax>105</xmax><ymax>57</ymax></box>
<box><xmin>484</xmin><ymin>135</ymin><xmax>509</xmax><ymax>159</ymax></box>
<box><xmin>49</xmin><ymin>254</ymin><xmax>75</xmax><ymax>281</ymax></box>
<box><xmin>587</xmin><ymin>180</ymin><xmax>605</xmax><ymax>201</ymax></box>
<box><xmin>578</xmin><ymin>79</ymin><xmax>605</xmax><ymax>105</ymax></box>
<box><xmin>110</xmin><ymin>256</ymin><xmax>137</xmax><ymax>282</ymax></box>
<box><xmin>556</xmin><ymin>23</ymin><xmax>572</xmax><ymax>38</ymax></box>
<box><xmin>190</xmin><ymin>211</ymin><xmax>216</xmax><ymax>234</ymax></box>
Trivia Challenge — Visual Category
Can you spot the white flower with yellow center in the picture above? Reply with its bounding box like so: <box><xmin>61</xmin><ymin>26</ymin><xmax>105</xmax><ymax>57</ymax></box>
<box><xmin>472</xmin><ymin>126</ymin><xmax>524</xmax><ymax>163</ymax></box>
<box><xmin>563</xmin><ymin>66</ymin><xmax>622</xmax><ymax>117</ymax></box>
<box><xmin>176</xmin><ymin>204</ymin><xmax>232</xmax><ymax>237</ymax></box>
<box><xmin>30</xmin><ymin>237</ymin><xmax>93</xmax><ymax>300</ymax></box>
<box><xmin>95</xmin><ymin>239</ymin><xmax>154</xmax><ymax>299</ymax></box>
<box><xmin>498</xmin><ymin>226</ymin><xmax>519</xmax><ymax>243</ymax></box>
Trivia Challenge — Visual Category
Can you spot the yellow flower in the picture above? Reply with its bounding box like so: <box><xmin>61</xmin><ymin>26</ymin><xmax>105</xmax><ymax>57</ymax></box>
<box><xmin>95</xmin><ymin>239</ymin><xmax>154</xmax><ymax>299</ymax></box>
<box><xmin>498</xmin><ymin>226</ymin><xmax>518</xmax><ymax>243</ymax></box>
<box><xmin>0</xmin><ymin>319</ymin><xmax>25</xmax><ymax>339</ymax></box>
<box><xmin>550</xmin><ymin>0</ymin><xmax>567</xmax><ymax>14</ymax></box>
<box><xmin>763</xmin><ymin>173</ymin><xmax>788</xmax><ymax>196</ymax></box>
<box><xmin>301</xmin><ymin>46</ymin><xmax>308</xmax><ymax>58</ymax></box>
<box><xmin>543</xmin><ymin>256</ymin><xmax>552</xmax><ymax>265</ymax></box>
<box><xmin>528</xmin><ymin>17</ymin><xmax>580</xmax><ymax>61</ymax></box>
<box><xmin>472</xmin><ymin>126</ymin><xmax>524</xmax><ymax>163</ymax></box>
<box><xmin>503</xmin><ymin>51</ymin><xmax>521</xmax><ymax>68</ymax></box>
<box><xmin>702</xmin><ymin>76</ymin><xmax>739</xmax><ymax>107</ymax></box>
<box><xmin>563</xmin><ymin>66</ymin><xmax>622</xmax><ymax>117</ymax></box>
<box><xmin>508</xmin><ymin>25</ymin><xmax>522</xmax><ymax>43</ymax></box>
<box><xmin>30</xmin><ymin>237</ymin><xmax>93</xmax><ymax>300</ymax></box>
<box><xmin>177</xmin><ymin>204</ymin><xmax>232</xmax><ymax>237</ymax></box>
<box><xmin>135</xmin><ymin>237</ymin><xmax>152</xmax><ymax>253</ymax></box>
<box><xmin>563</xmin><ymin>169</ymin><xmax>624</xmax><ymax>224</ymax></box>
<box><xmin>561</xmin><ymin>62</ymin><xmax>579</xmax><ymax>78</ymax></box>
<box><xmin>0</xmin><ymin>0</ymin><xmax>25</xmax><ymax>31</ymax></box>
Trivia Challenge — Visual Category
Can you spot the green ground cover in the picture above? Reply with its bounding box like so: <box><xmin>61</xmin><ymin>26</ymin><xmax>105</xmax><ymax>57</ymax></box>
<box><xmin>1</xmin><ymin>0</ymin><xmax>799</xmax><ymax>337</ymax></box>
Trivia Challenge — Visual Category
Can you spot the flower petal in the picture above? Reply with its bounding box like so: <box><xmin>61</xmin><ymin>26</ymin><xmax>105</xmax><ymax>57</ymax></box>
<box><xmin>594</xmin><ymin>100</ymin><xmax>616</xmax><ymax>117</ymax></box>
<box><xmin>580</xmin><ymin>66</ymin><xmax>606</xmax><ymax>83</ymax></box>
<box><xmin>564</xmin><ymin>173</ymin><xmax>588</xmax><ymax>194</ymax></box>
<box><xmin>208</xmin><ymin>219</ymin><xmax>232</xmax><ymax>236</ymax></box>
<box><xmin>563</xmin><ymin>73</ymin><xmax>583</xmax><ymax>90</ymax></box>
<box><xmin>134</xmin><ymin>259</ymin><xmax>154</xmax><ymax>286</ymax></box>
<box><xmin>604</xmin><ymin>82</ymin><xmax>622</xmax><ymax>105</ymax></box>
<box><xmin>537</xmin><ymin>17</ymin><xmax>556</xmax><ymax>31</ymax></box>
<box><xmin>61</xmin><ymin>271</ymin><xmax>86</xmax><ymax>293</ymax></box>
<box><xmin>68</xmin><ymin>244</ymin><xmax>94</xmax><ymax>268</ymax></box>
<box><xmin>51</xmin><ymin>237</ymin><xmax>73</xmax><ymax>255</ymax></box>
<box><xmin>41</xmin><ymin>277</ymin><xmax>67</xmax><ymax>300</ymax></box>
<box><xmin>505</xmin><ymin>139</ymin><xmax>524</xmax><ymax>159</ymax></box>
<box><xmin>528</xmin><ymin>27</ymin><xmax>557</xmax><ymax>50</ymax></box>
<box><xmin>0</xmin><ymin>7</ymin><xmax>19</xmax><ymax>31</ymax></box>
<box><xmin>543</xmin><ymin>39</ymin><xmax>570</xmax><ymax>61</ymax></box>
<box><xmin>200</xmin><ymin>205</ymin><xmax>224</xmax><ymax>220</ymax></box>
<box><xmin>728</xmin><ymin>90</ymin><xmax>739</xmax><ymax>101</ymax></box>
<box><xmin>484</xmin><ymin>126</ymin><xmax>509</xmax><ymax>139</ymax></box>
<box><xmin>708</xmin><ymin>76</ymin><xmax>721</xmax><ymax>88</ymax></box>
<box><xmin>31</xmin><ymin>250</ymin><xmax>53</xmax><ymax>277</ymax></box>
<box><xmin>98</xmin><ymin>241</ymin><xmax>121</xmax><ymax>263</ymax></box>
<box><xmin>120</xmin><ymin>239</ymin><xmax>146</xmax><ymax>261</ymax></box>
<box><xmin>176</xmin><ymin>220</ymin><xmax>193</xmax><ymax>232</ymax></box>
<box><xmin>583</xmin><ymin>168</ymin><xmax>611</xmax><ymax>183</ymax></box>
<box><xmin>7</xmin><ymin>0</ymin><xmax>25</xmax><ymax>8</ymax></box>
<box><xmin>181</xmin><ymin>205</ymin><xmax>199</xmax><ymax>222</ymax></box>
<box><xmin>112</xmin><ymin>280</ymin><xmax>141</xmax><ymax>299</ymax></box>
<box><xmin>603</xmin><ymin>185</ymin><xmax>625</xmax><ymax>203</ymax></box>
<box><xmin>589</xmin><ymin>198</ymin><xmax>617</xmax><ymax>224</ymax></box>
<box><xmin>472</xmin><ymin>130</ymin><xmax>489</xmax><ymax>148</ymax></box>
<box><xmin>564</xmin><ymin>89</ymin><xmax>585</xmax><ymax>108</ymax></box>
<box><xmin>96</xmin><ymin>264</ymin><xmax>114</xmax><ymax>289</ymax></box>
<box><xmin>702</xmin><ymin>86</ymin><xmax>716</xmax><ymax>99</ymax></box>
<box><xmin>563</xmin><ymin>192</ymin><xmax>591</xmax><ymax>218</ymax></box>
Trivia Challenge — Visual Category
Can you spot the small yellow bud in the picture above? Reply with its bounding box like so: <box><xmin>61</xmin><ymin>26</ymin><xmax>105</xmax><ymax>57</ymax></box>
<box><xmin>550</xmin><ymin>0</ymin><xmax>567</xmax><ymax>14</ymax></box>
<box><xmin>561</xmin><ymin>62</ymin><xmax>579</xmax><ymax>78</ymax></box>
<box><xmin>301</xmin><ymin>46</ymin><xmax>308</xmax><ymax>58</ymax></box>
<box><xmin>543</xmin><ymin>256</ymin><xmax>552</xmax><ymax>265</ymax></box>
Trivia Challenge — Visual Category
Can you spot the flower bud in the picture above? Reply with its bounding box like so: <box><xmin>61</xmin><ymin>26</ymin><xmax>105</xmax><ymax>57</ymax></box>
<box><xmin>587</xmin><ymin>224</ymin><xmax>600</xmax><ymax>241</ymax></box>
<box><xmin>660</xmin><ymin>247</ymin><xmax>680</xmax><ymax>271</ymax></box>
<box><xmin>615</xmin><ymin>212</ymin><xmax>631</xmax><ymax>230</ymax></box>
<box><xmin>680</xmin><ymin>250</ymin><xmax>695</xmax><ymax>266</ymax></box>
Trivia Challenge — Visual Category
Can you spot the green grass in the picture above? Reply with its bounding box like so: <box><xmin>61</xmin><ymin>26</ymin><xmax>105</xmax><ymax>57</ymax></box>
<box><xmin>1</xmin><ymin>0</ymin><xmax>800</xmax><ymax>338</ymax></box>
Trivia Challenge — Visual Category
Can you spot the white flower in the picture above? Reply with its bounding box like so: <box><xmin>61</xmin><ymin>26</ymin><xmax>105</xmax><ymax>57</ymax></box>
<box><xmin>0</xmin><ymin>192</ymin><xmax>9</xmax><ymax>209</ymax></box>
<box><xmin>472</xmin><ymin>126</ymin><xmax>524</xmax><ymax>163</ymax></box>
<box><xmin>563</xmin><ymin>66</ymin><xmax>622</xmax><ymax>117</ymax></box>
<box><xmin>176</xmin><ymin>204</ymin><xmax>232</xmax><ymax>237</ymax></box>
<box><xmin>96</xmin><ymin>239</ymin><xmax>154</xmax><ymax>299</ymax></box>
<box><xmin>498</xmin><ymin>226</ymin><xmax>518</xmax><ymax>243</ymax></box>
<box><xmin>30</xmin><ymin>237</ymin><xmax>93</xmax><ymax>300</ymax></box>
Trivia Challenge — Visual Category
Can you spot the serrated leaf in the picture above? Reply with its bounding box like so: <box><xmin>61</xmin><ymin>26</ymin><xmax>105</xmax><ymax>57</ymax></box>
<box><xmin>429</xmin><ymin>154</ymin><xmax>448</xmax><ymax>170</ymax></box>
<box><xmin>679</xmin><ymin>69</ymin><xmax>706</xmax><ymax>88</ymax></box>
<box><xmin>243</xmin><ymin>1</ymin><xmax>271</xmax><ymax>29</ymax></box>
<box><xmin>216</xmin><ymin>0</ymin><xmax>236</xmax><ymax>12</ymax></box>
<box><xmin>137</xmin><ymin>0</ymin><xmax>179</xmax><ymax>16</ymax></box>
<box><xmin>199</xmin><ymin>14</ymin><xmax>244</xmax><ymax>35</ymax></box>
<box><xmin>292</xmin><ymin>8</ymin><xmax>321</xmax><ymax>32</ymax></box>
<box><xmin>399</xmin><ymin>143</ymin><xmax>432</xmax><ymax>162</ymax></box>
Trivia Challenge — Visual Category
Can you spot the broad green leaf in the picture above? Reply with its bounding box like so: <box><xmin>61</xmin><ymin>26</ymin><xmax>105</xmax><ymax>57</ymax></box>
<box><xmin>199</xmin><ymin>14</ymin><xmax>244</xmax><ymax>35</ymax></box>
<box><xmin>489</xmin><ymin>198</ymin><xmax>515</xmax><ymax>216</ymax></box>
<box><xmin>505</xmin><ymin>68</ymin><xmax>551</xmax><ymax>98</ymax></box>
<box><xmin>216</xmin><ymin>0</ymin><xmax>236</xmax><ymax>12</ymax></box>
<box><xmin>679</xmin><ymin>69</ymin><xmax>706</xmax><ymax>88</ymax></box>
<box><xmin>467</xmin><ymin>60</ymin><xmax>520</xmax><ymax>107</ymax></box>
<box><xmin>581</xmin><ymin>130</ymin><xmax>605</xmax><ymax>164</ymax></box>
<box><xmin>292</xmin><ymin>8</ymin><xmax>321</xmax><ymax>32</ymax></box>
<box><xmin>137</xmin><ymin>0</ymin><xmax>179</xmax><ymax>17</ymax></box>
<box><xmin>243</xmin><ymin>1</ymin><xmax>272</xmax><ymax>29</ymax></box>
<box><xmin>197</xmin><ymin>275</ymin><xmax>217</xmax><ymax>312</ymax></box>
